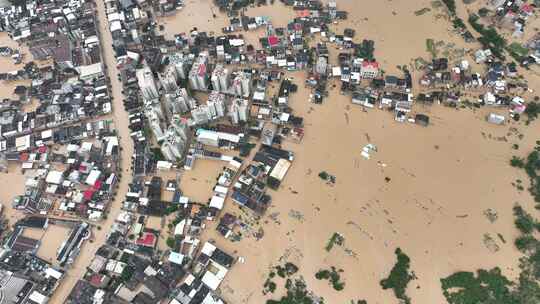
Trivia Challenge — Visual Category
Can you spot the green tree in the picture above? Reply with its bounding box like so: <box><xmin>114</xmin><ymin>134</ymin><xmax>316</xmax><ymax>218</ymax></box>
<box><xmin>380</xmin><ymin>248</ymin><xmax>413</xmax><ymax>304</ymax></box>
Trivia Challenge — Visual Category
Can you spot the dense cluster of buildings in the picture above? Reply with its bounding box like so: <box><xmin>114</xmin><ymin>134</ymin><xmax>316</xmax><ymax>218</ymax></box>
<box><xmin>0</xmin><ymin>0</ymin><xmax>115</xmax><ymax>156</ymax></box>
<box><xmin>0</xmin><ymin>0</ymin><xmax>538</xmax><ymax>302</ymax></box>
<box><xmin>0</xmin><ymin>0</ymin><xmax>121</xmax><ymax>302</ymax></box>
<box><xmin>0</xmin><ymin>248</ymin><xmax>65</xmax><ymax>304</ymax></box>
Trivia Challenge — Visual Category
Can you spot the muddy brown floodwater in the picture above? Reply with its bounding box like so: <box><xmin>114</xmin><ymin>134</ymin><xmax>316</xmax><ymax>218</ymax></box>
<box><xmin>156</xmin><ymin>1</ymin><xmax>540</xmax><ymax>304</ymax></box>
<box><xmin>0</xmin><ymin>0</ymin><xmax>539</xmax><ymax>303</ymax></box>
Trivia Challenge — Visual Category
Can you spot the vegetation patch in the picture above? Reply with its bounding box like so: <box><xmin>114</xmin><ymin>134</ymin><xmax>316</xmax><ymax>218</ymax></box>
<box><xmin>150</xmin><ymin>147</ymin><xmax>165</xmax><ymax>161</ymax></box>
<box><xmin>264</xmin><ymin>262</ymin><xmax>300</xmax><ymax>295</ymax></box>
<box><xmin>276</xmin><ymin>262</ymin><xmax>300</xmax><ymax>278</ymax></box>
<box><xmin>513</xmin><ymin>205</ymin><xmax>539</xmax><ymax>234</ymax></box>
<box><xmin>426</xmin><ymin>39</ymin><xmax>437</xmax><ymax>58</ymax></box>
<box><xmin>440</xmin><ymin>148</ymin><xmax>540</xmax><ymax>304</ymax></box>
<box><xmin>315</xmin><ymin>266</ymin><xmax>345</xmax><ymax>291</ymax></box>
<box><xmin>266</xmin><ymin>279</ymin><xmax>322</xmax><ymax>304</ymax></box>
<box><xmin>508</xmin><ymin>42</ymin><xmax>529</xmax><ymax>58</ymax></box>
<box><xmin>524</xmin><ymin>102</ymin><xmax>540</xmax><ymax>123</ymax></box>
<box><xmin>468</xmin><ymin>14</ymin><xmax>507</xmax><ymax>59</ymax></box>
<box><xmin>318</xmin><ymin>171</ymin><xmax>336</xmax><ymax>184</ymax></box>
<box><xmin>325</xmin><ymin>232</ymin><xmax>344</xmax><ymax>252</ymax></box>
<box><xmin>478</xmin><ymin>7</ymin><xmax>490</xmax><ymax>18</ymax></box>
<box><xmin>510</xmin><ymin>143</ymin><xmax>540</xmax><ymax>205</ymax></box>
<box><xmin>414</xmin><ymin>8</ymin><xmax>431</xmax><ymax>16</ymax></box>
<box><xmin>380</xmin><ymin>248</ymin><xmax>414</xmax><ymax>304</ymax></box>
<box><xmin>441</xmin><ymin>0</ymin><xmax>456</xmax><ymax>15</ymax></box>
<box><xmin>265</xmin><ymin>262</ymin><xmax>323</xmax><ymax>304</ymax></box>
<box><xmin>441</xmin><ymin>268</ymin><xmax>515</xmax><ymax>304</ymax></box>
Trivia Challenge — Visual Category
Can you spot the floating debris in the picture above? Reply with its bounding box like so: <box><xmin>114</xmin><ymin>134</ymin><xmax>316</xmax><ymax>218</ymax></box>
<box><xmin>361</xmin><ymin>143</ymin><xmax>378</xmax><ymax>160</ymax></box>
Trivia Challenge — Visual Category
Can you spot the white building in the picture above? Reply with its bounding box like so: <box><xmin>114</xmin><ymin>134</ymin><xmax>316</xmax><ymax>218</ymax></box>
<box><xmin>145</xmin><ymin>106</ymin><xmax>166</xmax><ymax>142</ymax></box>
<box><xmin>315</xmin><ymin>56</ymin><xmax>327</xmax><ymax>75</ymax></box>
<box><xmin>207</xmin><ymin>91</ymin><xmax>227</xmax><ymax>119</ymax></box>
<box><xmin>160</xmin><ymin>65</ymin><xmax>179</xmax><ymax>92</ymax></box>
<box><xmin>211</xmin><ymin>64</ymin><xmax>230</xmax><ymax>93</ymax></box>
<box><xmin>160</xmin><ymin>117</ymin><xmax>189</xmax><ymax>162</ymax></box>
<box><xmin>360</xmin><ymin>61</ymin><xmax>380</xmax><ymax>79</ymax></box>
<box><xmin>228</xmin><ymin>98</ymin><xmax>250</xmax><ymax>124</ymax></box>
<box><xmin>168</xmin><ymin>52</ymin><xmax>192</xmax><ymax>79</ymax></box>
<box><xmin>189</xmin><ymin>52</ymin><xmax>209</xmax><ymax>91</ymax></box>
<box><xmin>164</xmin><ymin>88</ymin><xmax>197</xmax><ymax>115</ymax></box>
<box><xmin>77</xmin><ymin>63</ymin><xmax>104</xmax><ymax>81</ymax></box>
<box><xmin>170</xmin><ymin>115</ymin><xmax>189</xmax><ymax>142</ymax></box>
<box><xmin>231</xmin><ymin>71</ymin><xmax>251</xmax><ymax>97</ymax></box>
<box><xmin>191</xmin><ymin>105</ymin><xmax>211</xmax><ymax>125</ymax></box>
<box><xmin>136</xmin><ymin>64</ymin><xmax>159</xmax><ymax>100</ymax></box>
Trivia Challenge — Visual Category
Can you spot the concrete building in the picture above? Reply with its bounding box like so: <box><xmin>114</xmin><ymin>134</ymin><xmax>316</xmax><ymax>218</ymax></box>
<box><xmin>188</xmin><ymin>52</ymin><xmax>209</xmax><ymax>91</ymax></box>
<box><xmin>360</xmin><ymin>61</ymin><xmax>380</xmax><ymax>79</ymax></box>
<box><xmin>160</xmin><ymin>65</ymin><xmax>179</xmax><ymax>92</ymax></box>
<box><xmin>168</xmin><ymin>52</ymin><xmax>192</xmax><ymax>79</ymax></box>
<box><xmin>315</xmin><ymin>56</ymin><xmax>327</xmax><ymax>75</ymax></box>
<box><xmin>191</xmin><ymin>105</ymin><xmax>211</xmax><ymax>125</ymax></box>
<box><xmin>231</xmin><ymin>71</ymin><xmax>251</xmax><ymax>97</ymax></box>
<box><xmin>207</xmin><ymin>91</ymin><xmax>227</xmax><ymax>119</ymax></box>
<box><xmin>211</xmin><ymin>64</ymin><xmax>230</xmax><ymax>93</ymax></box>
<box><xmin>164</xmin><ymin>88</ymin><xmax>196</xmax><ymax>115</ymax></box>
<box><xmin>160</xmin><ymin>117</ymin><xmax>189</xmax><ymax>162</ymax></box>
<box><xmin>137</xmin><ymin>64</ymin><xmax>160</xmax><ymax>100</ymax></box>
<box><xmin>170</xmin><ymin>115</ymin><xmax>189</xmax><ymax>142</ymax></box>
<box><xmin>145</xmin><ymin>106</ymin><xmax>166</xmax><ymax>142</ymax></box>
<box><xmin>228</xmin><ymin>98</ymin><xmax>249</xmax><ymax>124</ymax></box>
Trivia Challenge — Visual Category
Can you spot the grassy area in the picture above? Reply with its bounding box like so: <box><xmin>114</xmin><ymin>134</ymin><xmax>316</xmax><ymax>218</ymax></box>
<box><xmin>508</xmin><ymin>42</ymin><xmax>529</xmax><ymax>58</ymax></box>
<box><xmin>426</xmin><ymin>39</ymin><xmax>437</xmax><ymax>58</ymax></box>
<box><xmin>380</xmin><ymin>248</ymin><xmax>414</xmax><ymax>304</ymax></box>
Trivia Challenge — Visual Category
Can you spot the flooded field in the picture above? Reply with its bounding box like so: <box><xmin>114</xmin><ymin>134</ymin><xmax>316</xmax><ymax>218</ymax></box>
<box><xmin>152</xmin><ymin>2</ymin><xmax>540</xmax><ymax>303</ymax></box>
<box><xmin>0</xmin><ymin>0</ymin><xmax>539</xmax><ymax>303</ymax></box>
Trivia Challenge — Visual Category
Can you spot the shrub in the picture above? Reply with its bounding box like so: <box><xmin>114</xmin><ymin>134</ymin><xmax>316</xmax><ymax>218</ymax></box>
<box><xmin>380</xmin><ymin>248</ymin><xmax>413</xmax><ymax>304</ymax></box>
<box><xmin>166</xmin><ymin>237</ymin><xmax>176</xmax><ymax>248</ymax></box>
<box><xmin>511</xmin><ymin>156</ymin><xmax>525</xmax><ymax>168</ymax></box>
<box><xmin>515</xmin><ymin>235</ymin><xmax>538</xmax><ymax>252</ymax></box>
<box><xmin>478</xmin><ymin>8</ymin><xmax>489</xmax><ymax>17</ymax></box>
<box><xmin>514</xmin><ymin>205</ymin><xmax>536</xmax><ymax>234</ymax></box>
<box><xmin>442</xmin><ymin>0</ymin><xmax>456</xmax><ymax>15</ymax></box>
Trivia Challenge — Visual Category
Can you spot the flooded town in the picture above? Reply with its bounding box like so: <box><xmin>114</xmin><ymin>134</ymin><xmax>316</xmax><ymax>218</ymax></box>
<box><xmin>0</xmin><ymin>0</ymin><xmax>539</xmax><ymax>304</ymax></box>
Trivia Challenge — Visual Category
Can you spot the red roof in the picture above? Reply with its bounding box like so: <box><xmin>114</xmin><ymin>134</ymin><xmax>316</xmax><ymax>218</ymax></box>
<box><xmin>93</xmin><ymin>180</ymin><xmax>102</xmax><ymax>190</ymax></box>
<box><xmin>521</xmin><ymin>4</ymin><xmax>533</xmax><ymax>13</ymax></box>
<box><xmin>362</xmin><ymin>61</ymin><xmax>379</xmax><ymax>69</ymax></box>
<box><xmin>89</xmin><ymin>274</ymin><xmax>103</xmax><ymax>286</ymax></box>
<box><xmin>83</xmin><ymin>189</ymin><xmax>95</xmax><ymax>200</ymax></box>
<box><xmin>79</xmin><ymin>164</ymin><xmax>87</xmax><ymax>172</ymax></box>
<box><xmin>268</xmin><ymin>36</ymin><xmax>279</xmax><ymax>46</ymax></box>
<box><xmin>19</xmin><ymin>153</ymin><xmax>29</xmax><ymax>162</ymax></box>
<box><xmin>296</xmin><ymin>10</ymin><xmax>310</xmax><ymax>17</ymax></box>
<box><xmin>136</xmin><ymin>232</ymin><xmax>157</xmax><ymax>247</ymax></box>
<box><xmin>37</xmin><ymin>146</ymin><xmax>47</xmax><ymax>153</ymax></box>
<box><xmin>197</xmin><ymin>64</ymin><xmax>206</xmax><ymax>76</ymax></box>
